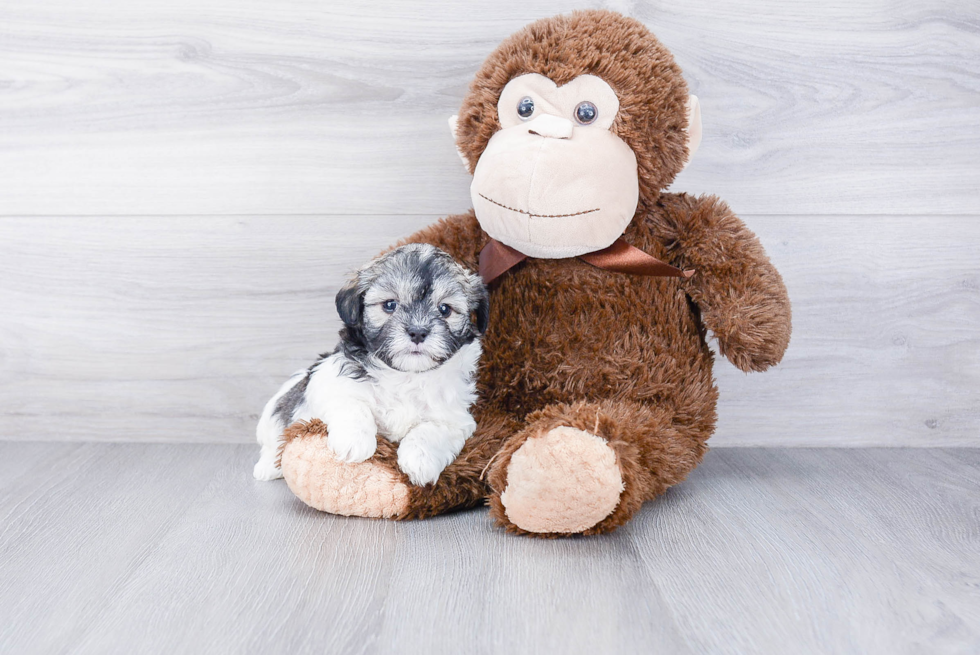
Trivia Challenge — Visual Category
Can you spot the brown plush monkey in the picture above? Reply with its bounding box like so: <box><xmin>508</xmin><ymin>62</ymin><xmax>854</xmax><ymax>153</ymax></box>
<box><xmin>278</xmin><ymin>10</ymin><xmax>791</xmax><ymax>536</ymax></box>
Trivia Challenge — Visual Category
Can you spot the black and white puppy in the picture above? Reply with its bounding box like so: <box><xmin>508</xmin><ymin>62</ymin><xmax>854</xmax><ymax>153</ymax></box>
<box><xmin>253</xmin><ymin>244</ymin><xmax>489</xmax><ymax>486</ymax></box>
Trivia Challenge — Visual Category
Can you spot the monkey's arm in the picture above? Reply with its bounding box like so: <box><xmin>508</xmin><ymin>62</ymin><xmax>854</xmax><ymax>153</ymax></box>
<box><xmin>656</xmin><ymin>193</ymin><xmax>791</xmax><ymax>372</ymax></box>
<box><xmin>395</xmin><ymin>211</ymin><xmax>486</xmax><ymax>271</ymax></box>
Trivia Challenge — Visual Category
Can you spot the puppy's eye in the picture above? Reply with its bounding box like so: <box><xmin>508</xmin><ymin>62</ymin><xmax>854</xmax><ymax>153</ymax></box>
<box><xmin>517</xmin><ymin>96</ymin><xmax>534</xmax><ymax>120</ymax></box>
<box><xmin>438</xmin><ymin>304</ymin><xmax>452</xmax><ymax>317</ymax></box>
<box><xmin>382</xmin><ymin>300</ymin><xmax>397</xmax><ymax>313</ymax></box>
<box><xmin>574</xmin><ymin>101</ymin><xmax>598</xmax><ymax>125</ymax></box>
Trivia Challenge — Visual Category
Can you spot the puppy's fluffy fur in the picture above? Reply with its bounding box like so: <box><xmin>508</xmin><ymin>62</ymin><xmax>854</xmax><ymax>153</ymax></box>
<box><xmin>254</xmin><ymin>244</ymin><xmax>489</xmax><ymax>486</ymax></box>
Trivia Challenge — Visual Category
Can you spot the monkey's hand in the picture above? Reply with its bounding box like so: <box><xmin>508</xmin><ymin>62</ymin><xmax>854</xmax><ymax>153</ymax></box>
<box><xmin>659</xmin><ymin>193</ymin><xmax>792</xmax><ymax>372</ymax></box>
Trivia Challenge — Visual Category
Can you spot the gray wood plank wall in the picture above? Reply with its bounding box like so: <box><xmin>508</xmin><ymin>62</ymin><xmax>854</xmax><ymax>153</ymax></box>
<box><xmin>1</xmin><ymin>1</ymin><xmax>978</xmax><ymax>445</ymax></box>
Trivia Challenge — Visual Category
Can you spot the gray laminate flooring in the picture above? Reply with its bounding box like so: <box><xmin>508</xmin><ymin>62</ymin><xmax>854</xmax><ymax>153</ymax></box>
<box><xmin>0</xmin><ymin>443</ymin><xmax>977</xmax><ymax>655</ymax></box>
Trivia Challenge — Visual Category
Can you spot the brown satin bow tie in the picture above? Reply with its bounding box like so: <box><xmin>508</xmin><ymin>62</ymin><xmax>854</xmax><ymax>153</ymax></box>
<box><xmin>479</xmin><ymin>237</ymin><xmax>694</xmax><ymax>284</ymax></box>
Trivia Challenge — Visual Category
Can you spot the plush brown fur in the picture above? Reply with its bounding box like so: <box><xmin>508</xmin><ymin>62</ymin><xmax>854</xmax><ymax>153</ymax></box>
<box><xmin>281</xmin><ymin>10</ymin><xmax>791</xmax><ymax>536</ymax></box>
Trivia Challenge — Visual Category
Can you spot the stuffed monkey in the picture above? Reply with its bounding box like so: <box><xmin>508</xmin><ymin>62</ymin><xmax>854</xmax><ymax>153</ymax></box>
<box><xmin>278</xmin><ymin>10</ymin><xmax>791</xmax><ymax>536</ymax></box>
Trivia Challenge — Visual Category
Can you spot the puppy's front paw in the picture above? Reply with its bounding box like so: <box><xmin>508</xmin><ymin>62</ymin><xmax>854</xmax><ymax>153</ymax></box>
<box><xmin>327</xmin><ymin>421</ymin><xmax>378</xmax><ymax>463</ymax></box>
<box><xmin>397</xmin><ymin>440</ymin><xmax>450</xmax><ymax>486</ymax></box>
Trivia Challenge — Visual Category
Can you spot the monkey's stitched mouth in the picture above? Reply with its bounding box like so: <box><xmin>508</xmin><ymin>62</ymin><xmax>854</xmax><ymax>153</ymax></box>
<box><xmin>478</xmin><ymin>193</ymin><xmax>599</xmax><ymax>219</ymax></box>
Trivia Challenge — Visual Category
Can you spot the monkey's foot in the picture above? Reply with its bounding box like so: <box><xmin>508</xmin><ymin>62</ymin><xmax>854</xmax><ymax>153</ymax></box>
<box><xmin>279</xmin><ymin>421</ymin><xmax>409</xmax><ymax>518</ymax></box>
<box><xmin>490</xmin><ymin>425</ymin><xmax>625</xmax><ymax>535</ymax></box>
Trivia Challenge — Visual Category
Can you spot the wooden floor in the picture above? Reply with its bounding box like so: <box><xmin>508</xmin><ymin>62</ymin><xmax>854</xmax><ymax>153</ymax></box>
<box><xmin>1</xmin><ymin>443</ymin><xmax>977</xmax><ymax>654</ymax></box>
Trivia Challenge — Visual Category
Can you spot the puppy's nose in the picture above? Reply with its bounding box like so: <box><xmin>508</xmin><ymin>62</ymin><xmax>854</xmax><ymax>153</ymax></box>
<box><xmin>525</xmin><ymin>114</ymin><xmax>574</xmax><ymax>139</ymax></box>
<box><xmin>407</xmin><ymin>327</ymin><xmax>429</xmax><ymax>344</ymax></box>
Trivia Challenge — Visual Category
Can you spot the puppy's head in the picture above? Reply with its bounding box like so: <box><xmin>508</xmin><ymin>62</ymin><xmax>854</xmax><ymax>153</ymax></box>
<box><xmin>335</xmin><ymin>244</ymin><xmax>489</xmax><ymax>373</ymax></box>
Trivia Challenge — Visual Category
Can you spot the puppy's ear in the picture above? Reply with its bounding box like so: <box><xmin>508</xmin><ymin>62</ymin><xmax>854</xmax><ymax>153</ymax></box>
<box><xmin>335</xmin><ymin>276</ymin><xmax>363</xmax><ymax>327</ymax></box>
<box><xmin>470</xmin><ymin>281</ymin><xmax>490</xmax><ymax>336</ymax></box>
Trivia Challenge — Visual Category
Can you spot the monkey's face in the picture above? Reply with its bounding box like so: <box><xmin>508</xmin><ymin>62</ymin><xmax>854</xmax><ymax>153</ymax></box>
<box><xmin>470</xmin><ymin>73</ymin><xmax>639</xmax><ymax>259</ymax></box>
<box><xmin>455</xmin><ymin>11</ymin><xmax>703</xmax><ymax>260</ymax></box>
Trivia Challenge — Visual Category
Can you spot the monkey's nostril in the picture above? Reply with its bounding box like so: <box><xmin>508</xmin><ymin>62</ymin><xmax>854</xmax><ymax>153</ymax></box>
<box><xmin>408</xmin><ymin>327</ymin><xmax>429</xmax><ymax>344</ymax></box>
<box><xmin>524</xmin><ymin>114</ymin><xmax>574</xmax><ymax>139</ymax></box>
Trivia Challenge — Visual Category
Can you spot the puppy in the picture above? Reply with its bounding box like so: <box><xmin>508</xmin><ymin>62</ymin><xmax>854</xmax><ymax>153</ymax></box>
<box><xmin>253</xmin><ymin>244</ymin><xmax>489</xmax><ymax>486</ymax></box>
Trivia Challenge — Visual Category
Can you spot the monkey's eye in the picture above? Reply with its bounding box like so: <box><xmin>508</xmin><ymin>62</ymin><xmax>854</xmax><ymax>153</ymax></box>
<box><xmin>517</xmin><ymin>96</ymin><xmax>535</xmax><ymax>120</ymax></box>
<box><xmin>574</xmin><ymin>101</ymin><xmax>598</xmax><ymax>125</ymax></box>
<box><xmin>382</xmin><ymin>300</ymin><xmax>397</xmax><ymax>313</ymax></box>
<box><xmin>438</xmin><ymin>303</ymin><xmax>452</xmax><ymax>317</ymax></box>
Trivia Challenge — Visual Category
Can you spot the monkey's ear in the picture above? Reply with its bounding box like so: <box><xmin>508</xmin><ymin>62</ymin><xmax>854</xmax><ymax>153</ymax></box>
<box><xmin>335</xmin><ymin>277</ymin><xmax>363</xmax><ymax>328</ymax></box>
<box><xmin>448</xmin><ymin>115</ymin><xmax>474</xmax><ymax>175</ymax></box>
<box><xmin>680</xmin><ymin>95</ymin><xmax>702</xmax><ymax>171</ymax></box>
